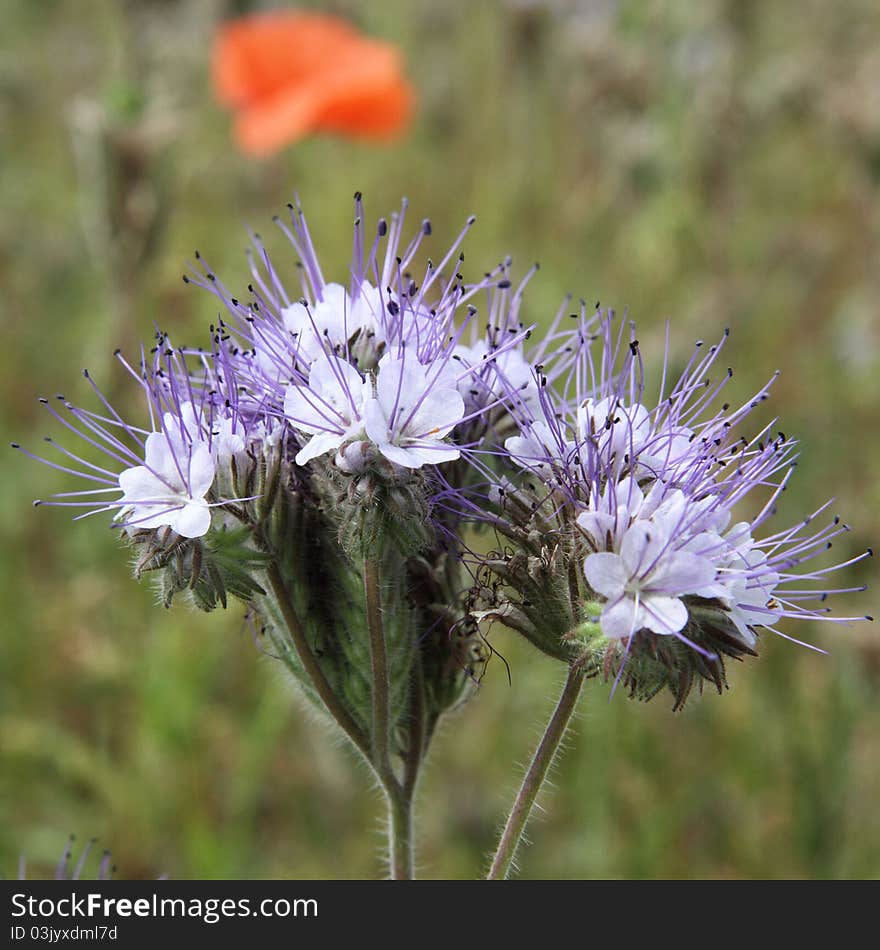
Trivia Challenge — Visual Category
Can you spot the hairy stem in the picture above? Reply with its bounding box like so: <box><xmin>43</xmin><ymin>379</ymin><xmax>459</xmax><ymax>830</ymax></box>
<box><xmin>364</xmin><ymin>557</ymin><xmax>391</xmax><ymax>773</ymax></box>
<box><xmin>487</xmin><ymin>663</ymin><xmax>585</xmax><ymax>880</ymax></box>
<box><xmin>404</xmin><ymin>652</ymin><xmax>427</xmax><ymax>798</ymax></box>
<box><xmin>387</xmin><ymin>787</ymin><xmax>415</xmax><ymax>880</ymax></box>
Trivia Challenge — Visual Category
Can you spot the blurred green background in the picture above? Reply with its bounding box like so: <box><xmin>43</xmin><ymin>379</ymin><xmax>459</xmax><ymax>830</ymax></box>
<box><xmin>2</xmin><ymin>0</ymin><xmax>878</xmax><ymax>879</ymax></box>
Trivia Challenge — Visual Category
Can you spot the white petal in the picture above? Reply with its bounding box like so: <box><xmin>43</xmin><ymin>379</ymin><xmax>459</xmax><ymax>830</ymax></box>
<box><xmin>647</xmin><ymin>551</ymin><xmax>717</xmax><ymax>597</ymax></box>
<box><xmin>309</xmin><ymin>354</ymin><xmax>367</xmax><ymax>410</ymax></box>
<box><xmin>142</xmin><ymin>432</ymin><xmax>181</xmax><ymax>485</ymax></box>
<box><xmin>610</xmin><ymin>476</ymin><xmax>645</xmax><ymax>517</ymax></box>
<box><xmin>186</xmin><ymin>443</ymin><xmax>216</xmax><ymax>497</ymax></box>
<box><xmin>214</xmin><ymin>419</ymin><xmax>246</xmax><ymax>464</ymax></box>
<box><xmin>374</xmin><ymin>353</ymin><xmax>425</xmax><ymax>419</ymax></box>
<box><xmin>576</xmin><ymin>511</ymin><xmax>615</xmax><ymax>548</ymax></box>
<box><xmin>583</xmin><ymin>553</ymin><xmax>628</xmax><ymax>598</ymax></box>
<box><xmin>362</xmin><ymin>397</ymin><xmax>391</xmax><ymax>445</ymax></box>
<box><xmin>317</xmin><ymin>282</ymin><xmax>348</xmax><ymax>311</ymax></box>
<box><xmin>349</xmin><ymin>282</ymin><xmax>384</xmax><ymax>331</ymax></box>
<box><xmin>640</xmin><ymin>595</ymin><xmax>688</xmax><ymax>635</ymax></box>
<box><xmin>284</xmin><ymin>356</ymin><xmax>367</xmax><ymax>433</ymax></box>
<box><xmin>294</xmin><ymin>431</ymin><xmax>345</xmax><ymax>466</ymax></box>
<box><xmin>649</xmin><ymin>489</ymin><xmax>688</xmax><ymax>536</ymax></box>
<box><xmin>600</xmin><ymin>596</ymin><xmax>643</xmax><ymax>639</ymax></box>
<box><xmin>378</xmin><ymin>441</ymin><xmax>460</xmax><ymax>469</ymax></box>
<box><xmin>283</xmin><ymin>384</ymin><xmax>338</xmax><ymax>434</ymax></box>
<box><xmin>119</xmin><ymin>465</ymin><xmax>164</xmax><ymax>501</ymax></box>
<box><xmin>406</xmin><ymin>389</ymin><xmax>465</xmax><ymax>440</ymax></box>
<box><xmin>694</xmin><ymin>581</ymin><xmax>731</xmax><ymax>602</ymax></box>
<box><xmin>281</xmin><ymin>300</ymin><xmax>311</xmax><ymax>335</ymax></box>
<box><xmin>620</xmin><ymin>522</ymin><xmax>669</xmax><ymax>578</ymax></box>
<box><xmin>728</xmin><ymin>610</ymin><xmax>758</xmax><ymax>649</ymax></box>
<box><xmin>504</xmin><ymin>434</ymin><xmax>541</xmax><ymax>466</ymax></box>
<box><xmin>172</xmin><ymin>503</ymin><xmax>212</xmax><ymax>539</ymax></box>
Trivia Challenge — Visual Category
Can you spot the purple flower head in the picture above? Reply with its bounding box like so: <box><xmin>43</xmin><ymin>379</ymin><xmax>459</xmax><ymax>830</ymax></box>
<box><xmin>14</xmin><ymin>337</ymin><xmax>251</xmax><ymax>539</ymax></box>
<box><xmin>187</xmin><ymin>195</ymin><xmax>529</xmax><ymax>478</ymax></box>
<box><xmin>468</xmin><ymin>306</ymin><xmax>872</xmax><ymax>706</ymax></box>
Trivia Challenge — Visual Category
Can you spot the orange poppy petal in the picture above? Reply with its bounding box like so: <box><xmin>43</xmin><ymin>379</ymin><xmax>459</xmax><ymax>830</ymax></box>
<box><xmin>212</xmin><ymin>11</ymin><xmax>360</xmax><ymax>107</ymax></box>
<box><xmin>315</xmin><ymin>78</ymin><xmax>415</xmax><ymax>138</ymax></box>
<box><xmin>215</xmin><ymin>11</ymin><xmax>415</xmax><ymax>154</ymax></box>
<box><xmin>234</xmin><ymin>86</ymin><xmax>326</xmax><ymax>156</ymax></box>
<box><xmin>234</xmin><ymin>41</ymin><xmax>413</xmax><ymax>155</ymax></box>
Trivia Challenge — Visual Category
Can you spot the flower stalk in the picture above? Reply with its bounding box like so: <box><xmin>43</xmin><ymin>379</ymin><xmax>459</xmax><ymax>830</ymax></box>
<box><xmin>364</xmin><ymin>556</ymin><xmax>391</xmax><ymax>772</ymax></box>
<box><xmin>487</xmin><ymin>663</ymin><xmax>586</xmax><ymax>880</ymax></box>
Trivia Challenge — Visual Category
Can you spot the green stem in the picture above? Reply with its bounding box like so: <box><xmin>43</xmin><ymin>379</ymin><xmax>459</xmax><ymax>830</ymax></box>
<box><xmin>387</xmin><ymin>787</ymin><xmax>415</xmax><ymax>880</ymax></box>
<box><xmin>487</xmin><ymin>663</ymin><xmax>585</xmax><ymax>880</ymax></box>
<box><xmin>364</xmin><ymin>557</ymin><xmax>391</xmax><ymax>773</ymax></box>
<box><xmin>264</xmin><ymin>562</ymin><xmax>371</xmax><ymax>762</ymax></box>
<box><xmin>404</xmin><ymin>652</ymin><xmax>427</xmax><ymax>798</ymax></box>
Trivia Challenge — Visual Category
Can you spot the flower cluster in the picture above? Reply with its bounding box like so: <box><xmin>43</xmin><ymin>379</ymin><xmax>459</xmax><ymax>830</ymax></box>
<box><xmin>16</xmin><ymin>197</ymin><xmax>870</xmax><ymax>722</ymax></box>
<box><xmin>462</xmin><ymin>308</ymin><xmax>872</xmax><ymax>706</ymax></box>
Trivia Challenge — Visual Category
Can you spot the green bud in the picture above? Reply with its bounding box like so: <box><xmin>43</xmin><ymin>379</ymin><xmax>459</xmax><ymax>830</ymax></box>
<box><xmin>580</xmin><ymin>601</ymin><xmax>759</xmax><ymax>711</ymax></box>
<box><xmin>130</xmin><ymin>524</ymin><xmax>266</xmax><ymax>611</ymax></box>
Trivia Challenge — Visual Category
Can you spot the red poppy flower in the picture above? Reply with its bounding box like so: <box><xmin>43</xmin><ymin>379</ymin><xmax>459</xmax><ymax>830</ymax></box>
<box><xmin>212</xmin><ymin>11</ymin><xmax>415</xmax><ymax>156</ymax></box>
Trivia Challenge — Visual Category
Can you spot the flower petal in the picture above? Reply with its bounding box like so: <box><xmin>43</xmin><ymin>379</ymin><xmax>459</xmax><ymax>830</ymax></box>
<box><xmin>406</xmin><ymin>388</ymin><xmax>465</xmax><ymax>440</ymax></box>
<box><xmin>377</xmin><ymin>441</ymin><xmax>460</xmax><ymax>469</ymax></box>
<box><xmin>600</xmin><ymin>596</ymin><xmax>644</xmax><ymax>639</ymax></box>
<box><xmin>187</xmin><ymin>443</ymin><xmax>216</xmax><ymax>497</ymax></box>
<box><xmin>619</xmin><ymin>522</ymin><xmax>669</xmax><ymax>578</ymax></box>
<box><xmin>294</xmin><ymin>430</ymin><xmax>346</xmax><ymax>466</ymax></box>
<box><xmin>640</xmin><ymin>594</ymin><xmax>688</xmax><ymax>636</ymax></box>
<box><xmin>647</xmin><ymin>551</ymin><xmax>717</xmax><ymax>597</ymax></box>
<box><xmin>583</xmin><ymin>552</ymin><xmax>628</xmax><ymax>599</ymax></box>
<box><xmin>576</xmin><ymin>510</ymin><xmax>615</xmax><ymax>549</ymax></box>
<box><xmin>172</xmin><ymin>503</ymin><xmax>212</xmax><ymax>539</ymax></box>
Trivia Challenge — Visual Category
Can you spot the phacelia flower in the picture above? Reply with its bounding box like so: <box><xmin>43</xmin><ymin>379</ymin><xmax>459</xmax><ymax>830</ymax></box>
<box><xmin>14</xmin><ymin>343</ymin><xmax>248</xmax><ymax>540</ymax></box>
<box><xmin>117</xmin><ymin>405</ymin><xmax>216</xmax><ymax>538</ymax></box>
<box><xmin>362</xmin><ymin>353</ymin><xmax>466</xmax><ymax>468</ymax></box>
<box><xmin>462</xmin><ymin>306</ymin><xmax>872</xmax><ymax>706</ymax></box>
<box><xmin>188</xmin><ymin>195</ymin><xmax>528</xmax><ymax>483</ymax></box>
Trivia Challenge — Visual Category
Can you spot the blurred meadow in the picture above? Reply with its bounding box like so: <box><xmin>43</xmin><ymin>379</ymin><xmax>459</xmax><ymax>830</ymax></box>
<box><xmin>1</xmin><ymin>0</ymin><xmax>879</xmax><ymax>879</ymax></box>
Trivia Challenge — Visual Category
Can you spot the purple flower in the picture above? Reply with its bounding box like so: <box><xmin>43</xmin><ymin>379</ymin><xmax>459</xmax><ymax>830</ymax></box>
<box><xmin>187</xmin><ymin>195</ymin><xmax>525</xmax><ymax>477</ymax></box>
<box><xmin>14</xmin><ymin>342</ymin><xmax>247</xmax><ymax>539</ymax></box>
<box><xmin>467</xmin><ymin>306</ymin><xmax>872</xmax><ymax>700</ymax></box>
<box><xmin>361</xmin><ymin>353</ymin><xmax>466</xmax><ymax>468</ymax></box>
<box><xmin>583</xmin><ymin>505</ymin><xmax>718</xmax><ymax>640</ymax></box>
<box><xmin>284</xmin><ymin>352</ymin><xmax>372</xmax><ymax>466</ymax></box>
